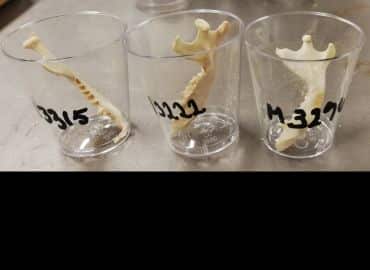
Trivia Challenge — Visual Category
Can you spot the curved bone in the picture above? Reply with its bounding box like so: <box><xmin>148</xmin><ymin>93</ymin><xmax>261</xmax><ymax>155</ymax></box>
<box><xmin>275</xmin><ymin>35</ymin><xmax>336</xmax><ymax>152</ymax></box>
<box><xmin>23</xmin><ymin>33</ymin><xmax>127</xmax><ymax>143</ymax></box>
<box><xmin>171</xmin><ymin>19</ymin><xmax>230</xmax><ymax>133</ymax></box>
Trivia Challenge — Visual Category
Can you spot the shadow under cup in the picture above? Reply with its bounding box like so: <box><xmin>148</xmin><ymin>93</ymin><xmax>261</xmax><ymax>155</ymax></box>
<box><xmin>1</xmin><ymin>11</ymin><xmax>131</xmax><ymax>158</ymax></box>
<box><xmin>245</xmin><ymin>11</ymin><xmax>365</xmax><ymax>159</ymax></box>
<box><xmin>127</xmin><ymin>9</ymin><xmax>244</xmax><ymax>158</ymax></box>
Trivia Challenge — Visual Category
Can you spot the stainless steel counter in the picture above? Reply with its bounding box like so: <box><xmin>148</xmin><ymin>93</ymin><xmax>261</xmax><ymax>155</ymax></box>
<box><xmin>1</xmin><ymin>0</ymin><xmax>370</xmax><ymax>171</ymax></box>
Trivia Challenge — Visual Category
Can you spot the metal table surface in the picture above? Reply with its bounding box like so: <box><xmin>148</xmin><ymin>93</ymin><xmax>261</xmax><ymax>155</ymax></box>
<box><xmin>1</xmin><ymin>0</ymin><xmax>370</xmax><ymax>171</ymax></box>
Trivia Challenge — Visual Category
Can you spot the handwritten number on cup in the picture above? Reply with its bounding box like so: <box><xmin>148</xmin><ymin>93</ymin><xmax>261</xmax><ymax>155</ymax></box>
<box><xmin>47</xmin><ymin>109</ymin><xmax>68</xmax><ymax>130</ymax></box>
<box><xmin>73</xmin><ymin>108</ymin><xmax>89</xmax><ymax>125</ymax></box>
<box><xmin>36</xmin><ymin>105</ymin><xmax>89</xmax><ymax>130</ymax></box>
<box><xmin>287</xmin><ymin>109</ymin><xmax>308</xmax><ymax>129</ymax></box>
<box><xmin>323</xmin><ymin>101</ymin><xmax>337</xmax><ymax>121</ymax></box>
<box><xmin>338</xmin><ymin>98</ymin><xmax>346</xmax><ymax>113</ymax></box>
<box><xmin>149</xmin><ymin>98</ymin><xmax>206</xmax><ymax>120</ymax></box>
<box><xmin>37</xmin><ymin>105</ymin><xmax>53</xmax><ymax>124</ymax></box>
<box><xmin>173</xmin><ymin>102</ymin><xmax>193</xmax><ymax>119</ymax></box>
<box><xmin>267</xmin><ymin>98</ymin><xmax>345</xmax><ymax>129</ymax></box>
<box><xmin>153</xmin><ymin>101</ymin><xmax>166</xmax><ymax>117</ymax></box>
<box><xmin>162</xmin><ymin>102</ymin><xmax>179</xmax><ymax>120</ymax></box>
<box><xmin>62</xmin><ymin>111</ymin><xmax>74</xmax><ymax>126</ymax></box>
<box><xmin>267</xmin><ymin>104</ymin><xmax>285</xmax><ymax>124</ymax></box>
<box><xmin>188</xmin><ymin>99</ymin><xmax>207</xmax><ymax>116</ymax></box>
<box><xmin>308</xmin><ymin>108</ymin><xmax>322</xmax><ymax>128</ymax></box>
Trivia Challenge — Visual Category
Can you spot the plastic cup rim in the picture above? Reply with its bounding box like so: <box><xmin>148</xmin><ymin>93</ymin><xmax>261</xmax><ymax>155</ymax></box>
<box><xmin>0</xmin><ymin>10</ymin><xmax>127</xmax><ymax>63</ymax></box>
<box><xmin>126</xmin><ymin>8</ymin><xmax>245</xmax><ymax>60</ymax></box>
<box><xmin>244</xmin><ymin>10</ymin><xmax>366</xmax><ymax>63</ymax></box>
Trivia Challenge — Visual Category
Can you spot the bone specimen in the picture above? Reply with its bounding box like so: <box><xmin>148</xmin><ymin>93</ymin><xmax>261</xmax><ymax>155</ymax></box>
<box><xmin>275</xmin><ymin>35</ymin><xmax>336</xmax><ymax>152</ymax></box>
<box><xmin>23</xmin><ymin>33</ymin><xmax>127</xmax><ymax>143</ymax></box>
<box><xmin>171</xmin><ymin>19</ymin><xmax>230</xmax><ymax>133</ymax></box>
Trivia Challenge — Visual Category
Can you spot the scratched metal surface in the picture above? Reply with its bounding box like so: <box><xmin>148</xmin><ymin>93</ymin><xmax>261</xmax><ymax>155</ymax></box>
<box><xmin>0</xmin><ymin>0</ymin><xmax>370</xmax><ymax>171</ymax></box>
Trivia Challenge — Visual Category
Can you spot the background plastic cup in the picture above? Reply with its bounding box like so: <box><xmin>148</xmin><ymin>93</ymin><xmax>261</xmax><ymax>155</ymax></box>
<box><xmin>245</xmin><ymin>11</ymin><xmax>365</xmax><ymax>159</ymax></box>
<box><xmin>136</xmin><ymin>0</ymin><xmax>190</xmax><ymax>14</ymax></box>
<box><xmin>127</xmin><ymin>9</ymin><xmax>244</xmax><ymax>158</ymax></box>
<box><xmin>1</xmin><ymin>11</ymin><xmax>131</xmax><ymax>158</ymax></box>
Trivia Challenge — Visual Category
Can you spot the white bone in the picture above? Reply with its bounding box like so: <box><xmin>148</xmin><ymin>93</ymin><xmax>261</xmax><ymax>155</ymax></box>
<box><xmin>275</xmin><ymin>35</ymin><xmax>336</xmax><ymax>152</ymax></box>
<box><xmin>23</xmin><ymin>33</ymin><xmax>127</xmax><ymax>144</ymax></box>
<box><xmin>171</xmin><ymin>19</ymin><xmax>230</xmax><ymax>133</ymax></box>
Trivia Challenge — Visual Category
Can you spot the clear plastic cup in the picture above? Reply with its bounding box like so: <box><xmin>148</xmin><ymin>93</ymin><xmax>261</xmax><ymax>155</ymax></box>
<box><xmin>1</xmin><ymin>11</ymin><xmax>131</xmax><ymax>158</ymax></box>
<box><xmin>127</xmin><ymin>9</ymin><xmax>244</xmax><ymax>158</ymax></box>
<box><xmin>136</xmin><ymin>0</ymin><xmax>190</xmax><ymax>14</ymax></box>
<box><xmin>245</xmin><ymin>11</ymin><xmax>365</xmax><ymax>159</ymax></box>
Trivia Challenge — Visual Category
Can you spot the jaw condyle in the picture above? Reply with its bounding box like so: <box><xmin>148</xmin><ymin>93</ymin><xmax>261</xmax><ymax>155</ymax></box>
<box><xmin>23</xmin><ymin>33</ymin><xmax>128</xmax><ymax>144</ymax></box>
<box><xmin>171</xmin><ymin>18</ymin><xmax>230</xmax><ymax>134</ymax></box>
<box><xmin>275</xmin><ymin>35</ymin><xmax>337</xmax><ymax>152</ymax></box>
